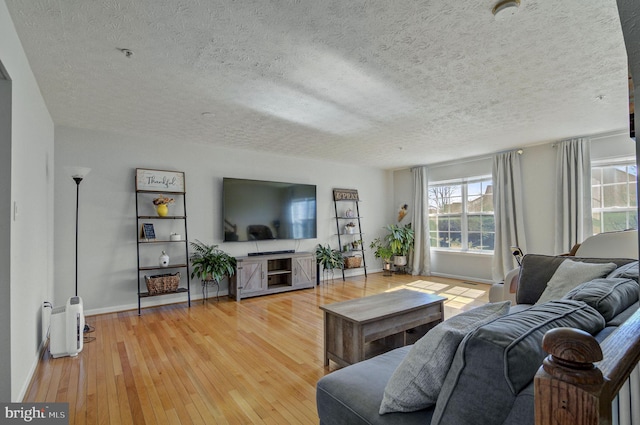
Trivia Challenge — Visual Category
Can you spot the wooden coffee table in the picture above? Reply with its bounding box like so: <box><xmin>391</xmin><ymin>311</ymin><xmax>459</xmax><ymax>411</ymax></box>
<box><xmin>320</xmin><ymin>289</ymin><xmax>446</xmax><ymax>367</ymax></box>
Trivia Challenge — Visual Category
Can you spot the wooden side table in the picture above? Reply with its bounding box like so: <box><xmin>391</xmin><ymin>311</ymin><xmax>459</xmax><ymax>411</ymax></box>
<box><xmin>320</xmin><ymin>289</ymin><xmax>446</xmax><ymax>367</ymax></box>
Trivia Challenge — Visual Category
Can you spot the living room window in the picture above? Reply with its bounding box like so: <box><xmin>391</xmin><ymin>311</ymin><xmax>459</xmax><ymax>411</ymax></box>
<box><xmin>428</xmin><ymin>176</ymin><xmax>494</xmax><ymax>252</ymax></box>
<box><xmin>592</xmin><ymin>159</ymin><xmax>638</xmax><ymax>234</ymax></box>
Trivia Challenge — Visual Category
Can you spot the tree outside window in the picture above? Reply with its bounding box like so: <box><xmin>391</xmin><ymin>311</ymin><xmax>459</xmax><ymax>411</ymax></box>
<box><xmin>428</xmin><ymin>177</ymin><xmax>494</xmax><ymax>252</ymax></box>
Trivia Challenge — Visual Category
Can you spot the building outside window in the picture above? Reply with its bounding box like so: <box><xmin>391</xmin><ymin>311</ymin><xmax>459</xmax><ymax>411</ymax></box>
<box><xmin>428</xmin><ymin>177</ymin><xmax>494</xmax><ymax>252</ymax></box>
<box><xmin>592</xmin><ymin>160</ymin><xmax>637</xmax><ymax>234</ymax></box>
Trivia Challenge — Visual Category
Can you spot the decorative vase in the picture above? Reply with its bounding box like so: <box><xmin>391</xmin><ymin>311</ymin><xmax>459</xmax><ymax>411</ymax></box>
<box><xmin>383</xmin><ymin>261</ymin><xmax>393</xmax><ymax>276</ymax></box>
<box><xmin>393</xmin><ymin>255</ymin><xmax>407</xmax><ymax>266</ymax></box>
<box><xmin>159</xmin><ymin>250</ymin><xmax>170</xmax><ymax>267</ymax></box>
<box><xmin>156</xmin><ymin>204</ymin><xmax>168</xmax><ymax>217</ymax></box>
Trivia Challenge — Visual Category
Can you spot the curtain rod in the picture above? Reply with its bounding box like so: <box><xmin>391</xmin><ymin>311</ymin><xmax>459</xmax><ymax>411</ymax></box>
<box><xmin>410</xmin><ymin>148</ymin><xmax>523</xmax><ymax>171</ymax></box>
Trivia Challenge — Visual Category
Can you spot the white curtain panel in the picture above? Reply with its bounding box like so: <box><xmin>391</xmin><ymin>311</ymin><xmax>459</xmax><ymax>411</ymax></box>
<box><xmin>411</xmin><ymin>166</ymin><xmax>430</xmax><ymax>276</ymax></box>
<box><xmin>555</xmin><ymin>138</ymin><xmax>593</xmax><ymax>254</ymax></box>
<box><xmin>492</xmin><ymin>150</ymin><xmax>528</xmax><ymax>281</ymax></box>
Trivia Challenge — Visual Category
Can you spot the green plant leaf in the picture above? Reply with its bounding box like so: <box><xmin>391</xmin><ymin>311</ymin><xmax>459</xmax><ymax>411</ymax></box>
<box><xmin>189</xmin><ymin>239</ymin><xmax>237</xmax><ymax>283</ymax></box>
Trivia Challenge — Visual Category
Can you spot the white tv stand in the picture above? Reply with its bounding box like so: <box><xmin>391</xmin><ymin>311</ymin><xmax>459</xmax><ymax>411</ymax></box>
<box><xmin>229</xmin><ymin>251</ymin><xmax>316</xmax><ymax>301</ymax></box>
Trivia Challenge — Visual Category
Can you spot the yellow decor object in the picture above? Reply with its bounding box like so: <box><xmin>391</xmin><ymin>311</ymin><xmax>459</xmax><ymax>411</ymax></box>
<box><xmin>156</xmin><ymin>204</ymin><xmax>168</xmax><ymax>217</ymax></box>
<box><xmin>153</xmin><ymin>194</ymin><xmax>174</xmax><ymax>217</ymax></box>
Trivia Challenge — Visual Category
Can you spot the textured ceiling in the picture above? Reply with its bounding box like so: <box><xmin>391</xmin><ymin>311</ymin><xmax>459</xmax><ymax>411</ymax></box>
<box><xmin>4</xmin><ymin>0</ymin><xmax>631</xmax><ymax>170</ymax></box>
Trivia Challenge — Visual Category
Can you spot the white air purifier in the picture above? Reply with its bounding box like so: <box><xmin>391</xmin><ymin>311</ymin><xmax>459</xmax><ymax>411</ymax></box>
<box><xmin>49</xmin><ymin>296</ymin><xmax>84</xmax><ymax>358</ymax></box>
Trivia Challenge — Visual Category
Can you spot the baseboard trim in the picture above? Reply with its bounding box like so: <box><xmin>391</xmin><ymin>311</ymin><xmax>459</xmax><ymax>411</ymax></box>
<box><xmin>352</xmin><ymin>269</ymin><xmax>493</xmax><ymax>285</ymax></box>
<box><xmin>429</xmin><ymin>272</ymin><xmax>493</xmax><ymax>285</ymax></box>
<box><xmin>84</xmin><ymin>289</ymin><xmax>230</xmax><ymax>317</ymax></box>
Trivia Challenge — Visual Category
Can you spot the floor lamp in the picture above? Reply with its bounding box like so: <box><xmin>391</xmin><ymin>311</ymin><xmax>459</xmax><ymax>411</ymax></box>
<box><xmin>65</xmin><ymin>166</ymin><xmax>95</xmax><ymax>340</ymax></box>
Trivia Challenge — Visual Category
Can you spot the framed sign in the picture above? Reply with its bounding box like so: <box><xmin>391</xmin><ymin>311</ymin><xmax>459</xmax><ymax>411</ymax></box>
<box><xmin>333</xmin><ymin>188</ymin><xmax>359</xmax><ymax>201</ymax></box>
<box><xmin>136</xmin><ymin>168</ymin><xmax>185</xmax><ymax>192</ymax></box>
<box><xmin>140</xmin><ymin>223</ymin><xmax>156</xmax><ymax>240</ymax></box>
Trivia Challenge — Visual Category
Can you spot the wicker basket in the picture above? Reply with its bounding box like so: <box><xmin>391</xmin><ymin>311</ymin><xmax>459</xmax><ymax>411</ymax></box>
<box><xmin>145</xmin><ymin>272</ymin><xmax>180</xmax><ymax>295</ymax></box>
<box><xmin>344</xmin><ymin>255</ymin><xmax>362</xmax><ymax>269</ymax></box>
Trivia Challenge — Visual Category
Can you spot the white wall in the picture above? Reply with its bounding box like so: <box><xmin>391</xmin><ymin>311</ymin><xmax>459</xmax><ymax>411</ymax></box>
<box><xmin>0</xmin><ymin>1</ymin><xmax>55</xmax><ymax>401</ymax></box>
<box><xmin>393</xmin><ymin>131</ymin><xmax>635</xmax><ymax>283</ymax></box>
<box><xmin>0</xmin><ymin>69</ymin><xmax>11</xmax><ymax>403</ymax></box>
<box><xmin>54</xmin><ymin>126</ymin><xmax>393</xmax><ymax>314</ymax></box>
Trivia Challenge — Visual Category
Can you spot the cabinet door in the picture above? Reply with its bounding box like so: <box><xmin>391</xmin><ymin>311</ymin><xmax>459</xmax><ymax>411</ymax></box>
<box><xmin>238</xmin><ymin>261</ymin><xmax>265</xmax><ymax>294</ymax></box>
<box><xmin>293</xmin><ymin>256</ymin><xmax>316</xmax><ymax>287</ymax></box>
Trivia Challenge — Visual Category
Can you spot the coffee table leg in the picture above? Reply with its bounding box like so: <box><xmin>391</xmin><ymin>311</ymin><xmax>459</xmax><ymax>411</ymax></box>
<box><xmin>323</xmin><ymin>311</ymin><xmax>329</xmax><ymax>366</ymax></box>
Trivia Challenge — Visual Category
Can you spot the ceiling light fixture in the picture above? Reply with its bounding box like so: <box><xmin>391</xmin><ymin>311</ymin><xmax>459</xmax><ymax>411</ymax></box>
<box><xmin>492</xmin><ymin>0</ymin><xmax>520</xmax><ymax>20</ymax></box>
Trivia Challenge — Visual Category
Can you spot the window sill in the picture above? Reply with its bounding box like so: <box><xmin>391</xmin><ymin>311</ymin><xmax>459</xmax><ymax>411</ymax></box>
<box><xmin>430</xmin><ymin>248</ymin><xmax>493</xmax><ymax>256</ymax></box>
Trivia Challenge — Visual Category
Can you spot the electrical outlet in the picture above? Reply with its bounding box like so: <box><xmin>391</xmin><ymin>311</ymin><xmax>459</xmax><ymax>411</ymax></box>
<box><xmin>41</xmin><ymin>301</ymin><xmax>53</xmax><ymax>342</ymax></box>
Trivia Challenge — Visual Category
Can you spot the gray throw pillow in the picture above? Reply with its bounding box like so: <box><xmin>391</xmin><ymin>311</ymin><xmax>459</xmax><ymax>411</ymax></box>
<box><xmin>607</xmin><ymin>261</ymin><xmax>639</xmax><ymax>282</ymax></box>
<box><xmin>563</xmin><ymin>277</ymin><xmax>639</xmax><ymax>321</ymax></box>
<box><xmin>535</xmin><ymin>260</ymin><xmax>617</xmax><ymax>304</ymax></box>
<box><xmin>378</xmin><ymin>301</ymin><xmax>510</xmax><ymax>414</ymax></box>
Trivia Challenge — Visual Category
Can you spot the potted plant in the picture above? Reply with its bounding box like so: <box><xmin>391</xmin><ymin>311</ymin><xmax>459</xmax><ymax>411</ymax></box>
<box><xmin>315</xmin><ymin>244</ymin><xmax>344</xmax><ymax>280</ymax></box>
<box><xmin>369</xmin><ymin>237</ymin><xmax>394</xmax><ymax>275</ymax></box>
<box><xmin>344</xmin><ymin>221</ymin><xmax>357</xmax><ymax>234</ymax></box>
<box><xmin>384</xmin><ymin>223</ymin><xmax>415</xmax><ymax>266</ymax></box>
<box><xmin>189</xmin><ymin>240</ymin><xmax>237</xmax><ymax>285</ymax></box>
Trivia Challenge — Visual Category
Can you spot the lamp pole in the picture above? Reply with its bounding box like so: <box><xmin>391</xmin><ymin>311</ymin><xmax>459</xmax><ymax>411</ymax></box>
<box><xmin>65</xmin><ymin>166</ymin><xmax>92</xmax><ymax>337</ymax></box>
<box><xmin>73</xmin><ymin>176</ymin><xmax>83</xmax><ymax>297</ymax></box>
<box><xmin>65</xmin><ymin>166</ymin><xmax>90</xmax><ymax>298</ymax></box>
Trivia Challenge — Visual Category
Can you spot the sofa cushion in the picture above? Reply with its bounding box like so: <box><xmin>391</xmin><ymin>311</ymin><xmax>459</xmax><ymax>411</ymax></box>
<box><xmin>563</xmin><ymin>277</ymin><xmax>639</xmax><ymax>322</ymax></box>
<box><xmin>535</xmin><ymin>260</ymin><xmax>617</xmax><ymax>304</ymax></box>
<box><xmin>607</xmin><ymin>261</ymin><xmax>639</xmax><ymax>282</ymax></box>
<box><xmin>379</xmin><ymin>301</ymin><xmax>510</xmax><ymax>414</ymax></box>
<box><xmin>606</xmin><ymin>302</ymin><xmax>639</xmax><ymax>327</ymax></box>
<box><xmin>431</xmin><ymin>300</ymin><xmax>605</xmax><ymax>425</ymax></box>
<box><xmin>516</xmin><ymin>254</ymin><xmax>633</xmax><ymax>305</ymax></box>
<box><xmin>316</xmin><ymin>346</ymin><xmax>434</xmax><ymax>425</ymax></box>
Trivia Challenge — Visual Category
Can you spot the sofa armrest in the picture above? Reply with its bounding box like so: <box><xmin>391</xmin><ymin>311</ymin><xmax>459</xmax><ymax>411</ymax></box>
<box><xmin>505</xmin><ymin>267</ymin><xmax>521</xmax><ymax>294</ymax></box>
<box><xmin>489</xmin><ymin>267</ymin><xmax>520</xmax><ymax>304</ymax></box>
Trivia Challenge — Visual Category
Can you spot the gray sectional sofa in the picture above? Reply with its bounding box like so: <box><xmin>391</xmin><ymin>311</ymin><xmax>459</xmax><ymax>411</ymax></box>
<box><xmin>316</xmin><ymin>254</ymin><xmax>639</xmax><ymax>425</ymax></box>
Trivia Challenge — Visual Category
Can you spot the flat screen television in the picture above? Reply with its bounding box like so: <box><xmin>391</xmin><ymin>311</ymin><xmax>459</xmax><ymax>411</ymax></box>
<box><xmin>223</xmin><ymin>178</ymin><xmax>317</xmax><ymax>242</ymax></box>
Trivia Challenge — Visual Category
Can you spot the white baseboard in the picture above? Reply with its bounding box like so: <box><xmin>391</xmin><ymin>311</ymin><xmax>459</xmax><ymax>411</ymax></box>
<box><xmin>84</xmin><ymin>289</ymin><xmax>229</xmax><ymax>317</ymax></box>
<box><xmin>429</xmin><ymin>272</ymin><xmax>494</xmax><ymax>285</ymax></box>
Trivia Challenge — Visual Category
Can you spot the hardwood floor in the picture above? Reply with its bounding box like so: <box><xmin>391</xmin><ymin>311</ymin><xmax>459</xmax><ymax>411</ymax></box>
<box><xmin>24</xmin><ymin>272</ymin><xmax>489</xmax><ymax>425</ymax></box>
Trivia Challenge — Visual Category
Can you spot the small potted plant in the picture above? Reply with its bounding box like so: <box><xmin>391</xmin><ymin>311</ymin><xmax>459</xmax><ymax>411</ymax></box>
<box><xmin>315</xmin><ymin>244</ymin><xmax>344</xmax><ymax>280</ymax></box>
<box><xmin>369</xmin><ymin>237</ymin><xmax>394</xmax><ymax>275</ymax></box>
<box><xmin>369</xmin><ymin>237</ymin><xmax>392</xmax><ymax>260</ymax></box>
<box><xmin>189</xmin><ymin>240</ymin><xmax>237</xmax><ymax>285</ymax></box>
<box><xmin>344</xmin><ymin>222</ymin><xmax>357</xmax><ymax>234</ymax></box>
